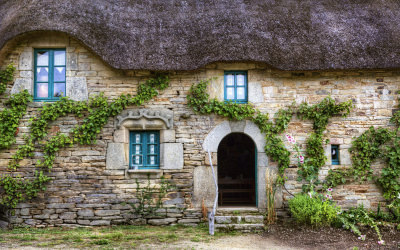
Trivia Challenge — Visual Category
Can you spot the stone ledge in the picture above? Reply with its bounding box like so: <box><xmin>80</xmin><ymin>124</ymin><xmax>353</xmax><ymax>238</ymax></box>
<box><xmin>127</xmin><ymin>169</ymin><xmax>162</xmax><ymax>174</ymax></box>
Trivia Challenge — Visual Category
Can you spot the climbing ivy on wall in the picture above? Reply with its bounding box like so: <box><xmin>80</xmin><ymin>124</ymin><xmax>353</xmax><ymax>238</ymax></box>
<box><xmin>187</xmin><ymin>79</ymin><xmax>294</xmax><ymax>185</ymax></box>
<box><xmin>0</xmin><ymin>65</ymin><xmax>14</xmax><ymax>95</ymax></box>
<box><xmin>0</xmin><ymin>66</ymin><xmax>169</xmax><ymax>209</ymax></box>
<box><xmin>325</xmin><ymin>101</ymin><xmax>400</xmax><ymax>217</ymax></box>
<box><xmin>296</xmin><ymin>97</ymin><xmax>353</xmax><ymax>190</ymax></box>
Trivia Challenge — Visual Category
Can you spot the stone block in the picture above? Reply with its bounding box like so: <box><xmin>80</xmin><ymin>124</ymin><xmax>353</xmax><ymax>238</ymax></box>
<box><xmin>244</xmin><ymin>215</ymin><xmax>264</xmax><ymax>223</ymax></box>
<box><xmin>160</xmin><ymin>129</ymin><xmax>175</xmax><ymax>143</ymax></box>
<box><xmin>147</xmin><ymin>218</ymin><xmax>177</xmax><ymax>225</ymax></box>
<box><xmin>177</xmin><ymin>218</ymin><xmax>200</xmax><ymax>224</ymax></box>
<box><xmin>66</xmin><ymin>77</ymin><xmax>88</xmax><ymax>101</ymax></box>
<box><xmin>215</xmin><ymin>216</ymin><xmax>232</xmax><ymax>224</ymax></box>
<box><xmin>230</xmin><ymin>121</ymin><xmax>246</xmax><ymax>132</ymax></box>
<box><xmin>67</xmin><ymin>52</ymin><xmax>78</xmax><ymax>70</ymax></box>
<box><xmin>205</xmin><ymin>152</ymin><xmax>217</xmax><ymax>166</ymax></box>
<box><xmin>203</xmin><ymin>121</ymin><xmax>231</xmax><ymax>152</ymax></box>
<box><xmin>90</xmin><ymin>220</ymin><xmax>110</xmax><ymax>226</ymax></box>
<box><xmin>19</xmin><ymin>51</ymin><xmax>32</xmax><ymax>70</ymax></box>
<box><xmin>11</xmin><ymin>78</ymin><xmax>32</xmax><ymax>95</ymax></box>
<box><xmin>161</xmin><ymin>143</ymin><xmax>183</xmax><ymax>170</ymax></box>
<box><xmin>77</xmin><ymin>209</ymin><xmax>94</xmax><ymax>217</ymax></box>
<box><xmin>60</xmin><ymin>212</ymin><xmax>77</xmax><ymax>220</ymax></box>
<box><xmin>94</xmin><ymin>210</ymin><xmax>120</xmax><ymax>216</ymax></box>
<box><xmin>193</xmin><ymin>166</ymin><xmax>217</xmax><ymax>208</ymax></box>
<box><xmin>244</xmin><ymin>121</ymin><xmax>265</xmax><ymax>152</ymax></box>
<box><xmin>106</xmin><ymin>143</ymin><xmax>127</xmax><ymax>170</ymax></box>
<box><xmin>248</xmin><ymin>82</ymin><xmax>264</xmax><ymax>103</ymax></box>
<box><xmin>163</xmin><ymin>197</ymin><xmax>184</xmax><ymax>205</ymax></box>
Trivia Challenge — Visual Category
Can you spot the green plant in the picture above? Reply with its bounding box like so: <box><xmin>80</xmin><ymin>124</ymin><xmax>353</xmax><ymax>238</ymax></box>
<box><xmin>0</xmin><ymin>64</ymin><xmax>15</xmax><ymax>95</ymax></box>
<box><xmin>0</xmin><ymin>73</ymin><xmax>169</xmax><ymax>209</ymax></box>
<box><xmin>297</xmin><ymin>97</ymin><xmax>353</xmax><ymax>190</ymax></box>
<box><xmin>337</xmin><ymin>205</ymin><xmax>383</xmax><ymax>244</ymax></box>
<box><xmin>288</xmin><ymin>192</ymin><xmax>339</xmax><ymax>227</ymax></box>
<box><xmin>130</xmin><ymin>175</ymin><xmax>174</xmax><ymax>218</ymax></box>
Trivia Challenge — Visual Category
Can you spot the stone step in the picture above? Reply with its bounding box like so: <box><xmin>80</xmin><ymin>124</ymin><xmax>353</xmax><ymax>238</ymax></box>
<box><xmin>215</xmin><ymin>223</ymin><xmax>264</xmax><ymax>233</ymax></box>
<box><xmin>216</xmin><ymin>207</ymin><xmax>261</xmax><ymax>216</ymax></box>
<box><xmin>215</xmin><ymin>215</ymin><xmax>264</xmax><ymax>224</ymax></box>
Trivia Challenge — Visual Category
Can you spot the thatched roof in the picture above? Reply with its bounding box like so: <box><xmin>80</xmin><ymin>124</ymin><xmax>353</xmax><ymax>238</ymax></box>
<box><xmin>1</xmin><ymin>0</ymin><xmax>400</xmax><ymax>71</ymax></box>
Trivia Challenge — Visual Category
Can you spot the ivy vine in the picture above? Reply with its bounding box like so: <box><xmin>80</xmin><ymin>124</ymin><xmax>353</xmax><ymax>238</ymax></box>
<box><xmin>187</xmin><ymin>79</ymin><xmax>294</xmax><ymax>185</ymax></box>
<box><xmin>0</xmin><ymin>65</ymin><xmax>14</xmax><ymax>95</ymax></box>
<box><xmin>0</xmin><ymin>72</ymin><xmax>169</xmax><ymax>209</ymax></box>
<box><xmin>296</xmin><ymin>97</ymin><xmax>353</xmax><ymax>190</ymax></box>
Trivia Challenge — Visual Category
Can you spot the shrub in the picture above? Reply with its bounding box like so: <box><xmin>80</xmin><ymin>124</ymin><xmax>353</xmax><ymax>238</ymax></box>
<box><xmin>289</xmin><ymin>193</ymin><xmax>339</xmax><ymax>227</ymax></box>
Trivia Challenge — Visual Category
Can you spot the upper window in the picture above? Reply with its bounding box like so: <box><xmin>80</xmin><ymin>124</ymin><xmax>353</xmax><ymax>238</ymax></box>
<box><xmin>331</xmin><ymin>145</ymin><xmax>340</xmax><ymax>165</ymax></box>
<box><xmin>129</xmin><ymin>131</ymin><xmax>160</xmax><ymax>169</ymax></box>
<box><xmin>224</xmin><ymin>71</ymin><xmax>247</xmax><ymax>103</ymax></box>
<box><xmin>34</xmin><ymin>49</ymin><xmax>66</xmax><ymax>101</ymax></box>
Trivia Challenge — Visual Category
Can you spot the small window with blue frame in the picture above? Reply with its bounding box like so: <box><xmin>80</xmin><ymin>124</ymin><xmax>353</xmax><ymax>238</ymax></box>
<box><xmin>224</xmin><ymin>71</ymin><xmax>247</xmax><ymax>103</ymax></box>
<box><xmin>34</xmin><ymin>49</ymin><xmax>66</xmax><ymax>101</ymax></box>
<box><xmin>129</xmin><ymin>131</ymin><xmax>160</xmax><ymax>169</ymax></box>
<box><xmin>331</xmin><ymin>145</ymin><xmax>340</xmax><ymax>165</ymax></box>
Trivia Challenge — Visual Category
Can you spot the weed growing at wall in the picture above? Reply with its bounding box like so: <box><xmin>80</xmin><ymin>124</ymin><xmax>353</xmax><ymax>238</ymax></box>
<box><xmin>0</xmin><ymin>73</ymin><xmax>169</xmax><ymax>209</ymax></box>
<box><xmin>187</xmin><ymin>79</ymin><xmax>293</xmax><ymax>185</ymax></box>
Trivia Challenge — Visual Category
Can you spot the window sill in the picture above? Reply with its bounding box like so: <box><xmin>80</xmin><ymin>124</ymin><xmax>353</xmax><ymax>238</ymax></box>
<box><xmin>127</xmin><ymin>169</ymin><xmax>162</xmax><ymax>174</ymax></box>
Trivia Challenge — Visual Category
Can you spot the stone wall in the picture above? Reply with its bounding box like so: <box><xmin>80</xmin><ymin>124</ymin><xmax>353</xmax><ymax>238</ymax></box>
<box><xmin>0</xmin><ymin>32</ymin><xmax>399</xmax><ymax>227</ymax></box>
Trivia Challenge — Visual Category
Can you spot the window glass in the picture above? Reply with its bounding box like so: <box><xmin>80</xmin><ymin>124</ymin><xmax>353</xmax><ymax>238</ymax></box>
<box><xmin>130</xmin><ymin>131</ymin><xmax>160</xmax><ymax>169</ymax></box>
<box><xmin>34</xmin><ymin>49</ymin><xmax>66</xmax><ymax>101</ymax></box>
<box><xmin>224</xmin><ymin>71</ymin><xmax>247</xmax><ymax>103</ymax></box>
<box><xmin>331</xmin><ymin>145</ymin><xmax>340</xmax><ymax>165</ymax></box>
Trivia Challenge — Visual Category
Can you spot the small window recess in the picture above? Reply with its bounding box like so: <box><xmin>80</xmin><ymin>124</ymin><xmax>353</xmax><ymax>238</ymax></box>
<box><xmin>331</xmin><ymin>145</ymin><xmax>340</xmax><ymax>165</ymax></box>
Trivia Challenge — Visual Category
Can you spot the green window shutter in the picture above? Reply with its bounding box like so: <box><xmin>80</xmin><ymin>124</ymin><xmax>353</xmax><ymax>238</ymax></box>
<box><xmin>129</xmin><ymin>131</ymin><xmax>160</xmax><ymax>169</ymax></box>
<box><xmin>34</xmin><ymin>49</ymin><xmax>66</xmax><ymax>101</ymax></box>
<box><xmin>224</xmin><ymin>71</ymin><xmax>248</xmax><ymax>103</ymax></box>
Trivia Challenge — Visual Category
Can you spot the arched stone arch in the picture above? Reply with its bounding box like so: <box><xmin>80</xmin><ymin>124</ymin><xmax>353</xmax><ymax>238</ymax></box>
<box><xmin>196</xmin><ymin>120</ymin><xmax>270</xmax><ymax>209</ymax></box>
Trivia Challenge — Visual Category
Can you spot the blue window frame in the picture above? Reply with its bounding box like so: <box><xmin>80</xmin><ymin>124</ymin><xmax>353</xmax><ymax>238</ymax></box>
<box><xmin>129</xmin><ymin>131</ymin><xmax>160</xmax><ymax>169</ymax></box>
<box><xmin>224</xmin><ymin>71</ymin><xmax>248</xmax><ymax>103</ymax></box>
<box><xmin>331</xmin><ymin>145</ymin><xmax>340</xmax><ymax>165</ymax></box>
<box><xmin>34</xmin><ymin>49</ymin><xmax>66</xmax><ymax>101</ymax></box>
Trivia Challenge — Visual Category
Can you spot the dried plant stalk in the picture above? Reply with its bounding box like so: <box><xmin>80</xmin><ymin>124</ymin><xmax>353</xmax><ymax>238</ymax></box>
<box><xmin>265</xmin><ymin>168</ymin><xmax>277</xmax><ymax>224</ymax></box>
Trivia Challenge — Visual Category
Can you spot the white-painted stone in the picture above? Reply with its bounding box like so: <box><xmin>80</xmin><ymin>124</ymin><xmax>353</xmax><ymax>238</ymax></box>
<box><xmin>106</xmin><ymin>143</ymin><xmax>127</xmax><ymax>170</ymax></box>
<box><xmin>248</xmin><ymin>82</ymin><xmax>264</xmax><ymax>103</ymax></box>
<box><xmin>11</xmin><ymin>78</ymin><xmax>32</xmax><ymax>95</ymax></box>
<box><xmin>161</xmin><ymin>143</ymin><xmax>183</xmax><ymax>170</ymax></box>
<box><xmin>257</xmin><ymin>165</ymin><xmax>267</xmax><ymax>209</ymax></box>
<box><xmin>160</xmin><ymin>129</ymin><xmax>175</xmax><ymax>143</ymax></box>
<box><xmin>230</xmin><ymin>121</ymin><xmax>246</xmax><ymax>132</ymax></box>
<box><xmin>206</xmin><ymin>70</ymin><xmax>224</xmax><ymax>101</ymax></box>
<box><xmin>19</xmin><ymin>51</ymin><xmax>32</xmax><ymax>70</ymax></box>
<box><xmin>243</xmin><ymin>121</ymin><xmax>265</xmax><ymax>152</ymax></box>
<box><xmin>203</xmin><ymin>121</ymin><xmax>231</xmax><ymax>152</ymax></box>
<box><xmin>258</xmin><ymin>153</ymin><xmax>268</xmax><ymax>167</ymax></box>
<box><xmin>325</xmin><ymin>144</ymin><xmax>331</xmax><ymax>165</ymax></box>
<box><xmin>193</xmin><ymin>166</ymin><xmax>217</xmax><ymax>208</ymax></box>
<box><xmin>66</xmin><ymin>77</ymin><xmax>88</xmax><ymax>101</ymax></box>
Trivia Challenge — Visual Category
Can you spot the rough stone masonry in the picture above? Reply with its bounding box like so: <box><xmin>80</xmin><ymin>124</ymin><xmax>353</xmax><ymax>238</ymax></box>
<box><xmin>0</xmin><ymin>32</ymin><xmax>398</xmax><ymax>227</ymax></box>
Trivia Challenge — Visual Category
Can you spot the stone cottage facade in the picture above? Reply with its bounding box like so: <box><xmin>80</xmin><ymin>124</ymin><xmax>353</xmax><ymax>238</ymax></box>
<box><xmin>1</xmin><ymin>1</ymin><xmax>400</xmax><ymax>227</ymax></box>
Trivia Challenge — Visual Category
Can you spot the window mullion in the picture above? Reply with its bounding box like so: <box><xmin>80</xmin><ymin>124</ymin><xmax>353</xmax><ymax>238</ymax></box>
<box><xmin>142</xmin><ymin>132</ymin><xmax>148</xmax><ymax>168</ymax></box>
<box><xmin>49</xmin><ymin>50</ymin><xmax>54</xmax><ymax>100</ymax></box>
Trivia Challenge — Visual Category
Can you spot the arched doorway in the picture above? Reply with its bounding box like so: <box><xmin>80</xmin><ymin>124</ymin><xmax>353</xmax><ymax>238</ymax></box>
<box><xmin>217</xmin><ymin>133</ymin><xmax>256</xmax><ymax>206</ymax></box>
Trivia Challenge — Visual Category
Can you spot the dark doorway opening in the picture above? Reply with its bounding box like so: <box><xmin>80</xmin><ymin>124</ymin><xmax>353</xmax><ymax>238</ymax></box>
<box><xmin>217</xmin><ymin>133</ymin><xmax>256</xmax><ymax>206</ymax></box>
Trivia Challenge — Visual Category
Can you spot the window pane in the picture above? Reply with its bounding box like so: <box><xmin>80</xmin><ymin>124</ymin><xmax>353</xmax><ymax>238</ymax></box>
<box><xmin>135</xmin><ymin>145</ymin><xmax>141</xmax><ymax>154</ymax></box>
<box><xmin>149</xmin><ymin>156</ymin><xmax>156</xmax><ymax>165</ymax></box>
<box><xmin>237</xmin><ymin>74</ymin><xmax>245</xmax><ymax>86</ymax></box>
<box><xmin>226</xmin><ymin>87</ymin><xmax>234</xmax><ymax>99</ymax></box>
<box><xmin>134</xmin><ymin>155</ymin><xmax>142</xmax><ymax>165</ymax></box>
<box><xmin>135</xmin><ymin>134</ymin><xmax>140</xmax><ymax>143</ymax></box>
<box><xmin>149</xmin><ymin>133</ymin><xmax>155</xmax><ymax>143</ymax></box>
<box><xmin>54</xmin><ymin>51</ymin><xmax>66</xmax><ymax>65</ymax></box>
<box><xmin>37</xmin><ymin>83</ymin><xmax>48</xmax><ymax>98</ymax></box>
<box><xmin>37</xmin><ymin>67</ymin><xmax>48</xmax><ymax>82</ymax></box>
<box><xmin>54</xmin><ymin>67</ymin><xmax>65</xmax><ymax>81</ymax></box>
<box><xmin>237</xmin><ymin>87</ymin><xmax>245</xmax><ymax>99</ymax></box>
<box><xmin>54</xmin><ymin>83</ymin><xmax>66</xmax><ymax>97</ymax></box>
<box><xmin>226</xmin><ymin>74</ymin><xmax>234</xmax><ymax>86</ymax></box>
<box><xmin>37</xmin><ymin>51</ymin><xmax>49</xmax><ymax>66</ymax></box>
<box><xmin>149</xmin><ymin>145</ymin><xmax>155</xmax><ymax>154</ymax></box>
